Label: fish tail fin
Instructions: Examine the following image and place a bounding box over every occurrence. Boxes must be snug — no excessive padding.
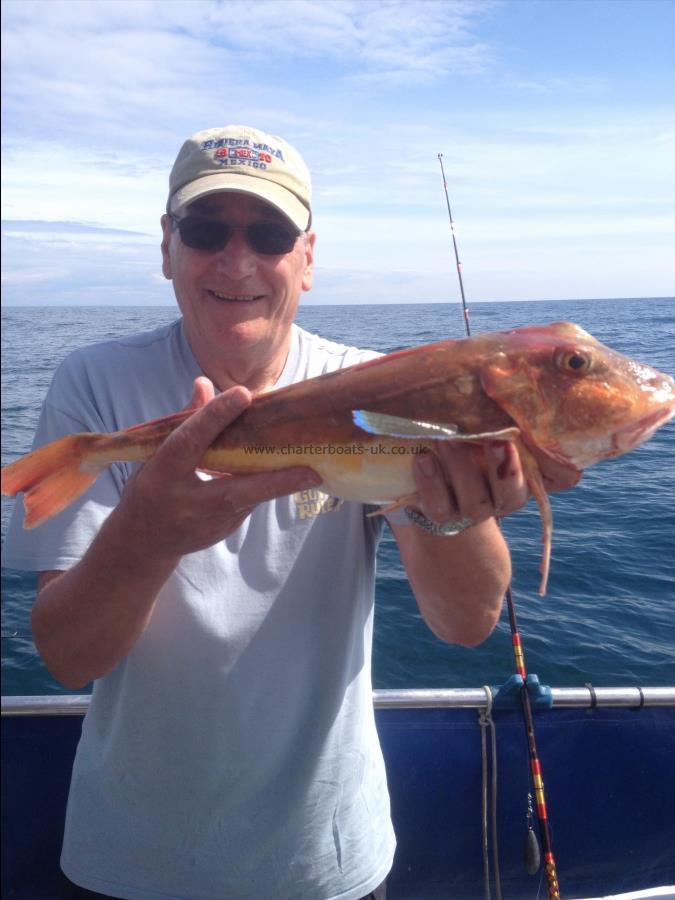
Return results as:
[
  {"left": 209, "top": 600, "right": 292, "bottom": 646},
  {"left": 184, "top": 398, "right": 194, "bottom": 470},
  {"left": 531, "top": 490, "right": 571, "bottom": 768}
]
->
[{"left": 1, "top": 433, "right": 110, "bottom": 529}]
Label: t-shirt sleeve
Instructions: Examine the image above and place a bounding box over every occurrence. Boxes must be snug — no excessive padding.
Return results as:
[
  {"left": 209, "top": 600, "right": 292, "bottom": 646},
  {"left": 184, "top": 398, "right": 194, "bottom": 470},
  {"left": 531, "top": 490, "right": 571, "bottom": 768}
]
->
[{"left": 3, "top": 356, "right": 129, "bottom": 573}]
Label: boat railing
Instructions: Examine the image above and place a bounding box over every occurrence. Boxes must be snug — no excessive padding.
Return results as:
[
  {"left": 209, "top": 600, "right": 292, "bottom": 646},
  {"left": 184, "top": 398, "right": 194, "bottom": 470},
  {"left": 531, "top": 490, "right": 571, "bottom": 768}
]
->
[{"left": 3, "top": 683, "right": 675, "bottom": 716}]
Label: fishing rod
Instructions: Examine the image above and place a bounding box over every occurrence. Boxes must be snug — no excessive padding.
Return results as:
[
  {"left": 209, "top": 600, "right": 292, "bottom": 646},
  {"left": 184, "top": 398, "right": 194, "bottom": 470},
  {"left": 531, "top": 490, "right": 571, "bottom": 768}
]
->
[
  {"left": 437, "top": 153, "right": 561, "bottom": 900},
  {"left": 437, "top": 154, "right": 471, "bottom": 335}
]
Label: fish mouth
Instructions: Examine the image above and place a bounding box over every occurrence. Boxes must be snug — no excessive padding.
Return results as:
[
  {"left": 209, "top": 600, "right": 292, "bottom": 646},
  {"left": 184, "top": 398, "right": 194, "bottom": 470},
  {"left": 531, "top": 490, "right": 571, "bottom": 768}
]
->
[
  {"left": 614, "top": 407, "right": 675, "bottom": 455},
  {"left": 207, "top": 289, "right": 264, "bottom": 303}
]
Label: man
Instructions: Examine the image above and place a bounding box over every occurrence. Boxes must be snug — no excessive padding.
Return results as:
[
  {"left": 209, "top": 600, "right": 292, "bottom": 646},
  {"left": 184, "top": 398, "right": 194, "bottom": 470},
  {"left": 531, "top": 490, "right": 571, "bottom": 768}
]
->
[{"left": 5, "top": 125, "right": 533, "bottom": 899}]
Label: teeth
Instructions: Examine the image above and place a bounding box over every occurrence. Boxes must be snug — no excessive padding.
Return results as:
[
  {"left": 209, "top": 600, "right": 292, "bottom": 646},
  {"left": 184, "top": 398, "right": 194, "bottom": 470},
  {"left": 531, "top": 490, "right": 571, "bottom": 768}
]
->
[{"left": 210, "top": 290, "right": 260, "bottom": 302}]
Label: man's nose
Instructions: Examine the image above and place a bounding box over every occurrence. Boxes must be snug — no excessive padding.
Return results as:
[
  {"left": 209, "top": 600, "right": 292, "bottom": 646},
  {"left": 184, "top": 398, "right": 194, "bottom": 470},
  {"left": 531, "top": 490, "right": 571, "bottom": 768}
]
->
[{"left": 212, "top": 229, "right": 258, "bottom": 278}]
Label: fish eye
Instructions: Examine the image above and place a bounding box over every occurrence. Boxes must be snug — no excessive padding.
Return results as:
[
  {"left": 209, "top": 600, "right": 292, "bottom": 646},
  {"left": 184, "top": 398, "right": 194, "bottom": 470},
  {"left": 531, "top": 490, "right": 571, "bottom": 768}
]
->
[{"left": 556, "top": 348, "right": 593, "bottom": 374}]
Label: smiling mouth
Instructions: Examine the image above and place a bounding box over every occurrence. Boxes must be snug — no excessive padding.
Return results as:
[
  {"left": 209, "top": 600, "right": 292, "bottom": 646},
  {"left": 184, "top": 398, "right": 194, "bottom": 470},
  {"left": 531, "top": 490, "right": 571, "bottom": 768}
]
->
[{"left": 208, "top": 290, "right": 264, "bottom": 303}]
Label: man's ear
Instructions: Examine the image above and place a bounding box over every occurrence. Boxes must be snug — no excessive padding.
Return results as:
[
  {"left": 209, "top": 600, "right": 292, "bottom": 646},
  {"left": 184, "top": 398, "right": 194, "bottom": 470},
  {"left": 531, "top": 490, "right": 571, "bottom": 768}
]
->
[
  {"left": 160, "top": 214, "right": 173, "bottom": 280},
  {"left": 301, "top": 231, "right": 316, "bottom": 293}
]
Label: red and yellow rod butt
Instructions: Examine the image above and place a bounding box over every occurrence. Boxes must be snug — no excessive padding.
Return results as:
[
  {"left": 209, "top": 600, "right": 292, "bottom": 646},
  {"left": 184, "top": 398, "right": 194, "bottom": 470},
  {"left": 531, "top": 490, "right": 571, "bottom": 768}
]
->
[
  {"left": 512, "top": 633, "right": 527, "bottom": 678},
  {"left": 530, "top": 758, "right": 548, "bottom": 820}
]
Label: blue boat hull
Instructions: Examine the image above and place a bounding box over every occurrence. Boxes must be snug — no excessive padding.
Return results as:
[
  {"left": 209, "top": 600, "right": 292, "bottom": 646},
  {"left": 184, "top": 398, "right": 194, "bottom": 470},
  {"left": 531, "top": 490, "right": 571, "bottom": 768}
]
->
[
  {"left": 3, "top": 692, "right": 674, "bottom": 898},
  {"left": 380, "top": 703, "right": 674, "bottom": 898}
]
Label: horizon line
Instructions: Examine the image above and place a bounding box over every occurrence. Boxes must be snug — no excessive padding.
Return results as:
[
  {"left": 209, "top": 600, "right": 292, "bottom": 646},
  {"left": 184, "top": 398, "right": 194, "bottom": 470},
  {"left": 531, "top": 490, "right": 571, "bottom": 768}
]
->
[{"left": 2, "top": 296, "right": 674, "bottom": 310}]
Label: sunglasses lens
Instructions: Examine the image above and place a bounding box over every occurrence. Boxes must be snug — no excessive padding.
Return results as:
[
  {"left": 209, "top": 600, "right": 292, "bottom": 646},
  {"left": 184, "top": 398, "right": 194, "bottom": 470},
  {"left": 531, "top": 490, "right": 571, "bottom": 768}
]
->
[
  {"left": 173, "top": 218, "right": 300, "bottom": 255},
  {"left": 248, "top": 223, "right": 299, "bottom": 255},
  {"left": 177, "top": 219, "right": 231, "bottom": 251}
]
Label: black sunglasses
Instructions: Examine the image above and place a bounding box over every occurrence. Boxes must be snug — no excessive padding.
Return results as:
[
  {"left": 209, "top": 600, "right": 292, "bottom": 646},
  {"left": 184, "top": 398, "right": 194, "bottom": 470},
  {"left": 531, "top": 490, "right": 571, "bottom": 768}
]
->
[{"left": 169, "top": 214, "right": 301, "bottom": 255}]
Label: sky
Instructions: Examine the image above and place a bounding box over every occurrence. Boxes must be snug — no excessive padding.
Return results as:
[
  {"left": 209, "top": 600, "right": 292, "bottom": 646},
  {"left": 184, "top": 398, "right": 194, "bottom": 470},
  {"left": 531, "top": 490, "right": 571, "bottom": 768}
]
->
[{"left": 1, "top": 0, "right": 674, "bottom": 306}]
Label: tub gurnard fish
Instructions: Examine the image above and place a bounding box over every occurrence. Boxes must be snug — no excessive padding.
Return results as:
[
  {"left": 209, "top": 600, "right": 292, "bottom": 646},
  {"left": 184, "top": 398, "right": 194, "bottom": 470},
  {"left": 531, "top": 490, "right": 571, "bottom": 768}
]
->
[{"left": 2, "top": 322, "right": 674, "bottom": 595}]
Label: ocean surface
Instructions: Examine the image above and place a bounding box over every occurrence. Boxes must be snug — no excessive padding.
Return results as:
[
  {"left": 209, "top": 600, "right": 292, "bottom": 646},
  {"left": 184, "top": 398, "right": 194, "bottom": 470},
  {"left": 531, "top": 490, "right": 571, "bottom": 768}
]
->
[{"left": 2, "top": 298, "right": 674, "bottom": 696}]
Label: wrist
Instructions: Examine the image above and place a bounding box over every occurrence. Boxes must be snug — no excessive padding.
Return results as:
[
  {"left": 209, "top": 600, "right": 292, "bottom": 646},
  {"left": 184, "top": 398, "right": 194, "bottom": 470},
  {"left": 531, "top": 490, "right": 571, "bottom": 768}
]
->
[
  {"left": 404, "top": 506, "right": 472, "bottom": 537},
  {"left": 97, "top": 497, "right": 181, "bottom": 583}
]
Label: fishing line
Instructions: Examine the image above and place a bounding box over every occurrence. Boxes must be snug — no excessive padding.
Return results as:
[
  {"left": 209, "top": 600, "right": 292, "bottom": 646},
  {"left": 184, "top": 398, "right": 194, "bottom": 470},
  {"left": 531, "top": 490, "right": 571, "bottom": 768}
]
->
[{"left": 437, "top": 153, "right": 561, "bottom": 900}]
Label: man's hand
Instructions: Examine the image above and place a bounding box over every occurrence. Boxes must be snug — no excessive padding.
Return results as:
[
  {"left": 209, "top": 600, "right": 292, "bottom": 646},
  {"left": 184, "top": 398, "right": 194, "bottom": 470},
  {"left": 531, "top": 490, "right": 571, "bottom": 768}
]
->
[
  {"left": 116, "top": 377, "right": 321, "bottom": 561},
  {"left": 410, "top": 442, "right": 528, "bottom": 528},
  {"left": 32, "top": 377, "right": 321, "bottom": 689},
  {"left": 392, "top": 440, "right": 578, "bottom": 648},
  {"left": 409, "top": 440, "right": 580, "bottom": 528}
]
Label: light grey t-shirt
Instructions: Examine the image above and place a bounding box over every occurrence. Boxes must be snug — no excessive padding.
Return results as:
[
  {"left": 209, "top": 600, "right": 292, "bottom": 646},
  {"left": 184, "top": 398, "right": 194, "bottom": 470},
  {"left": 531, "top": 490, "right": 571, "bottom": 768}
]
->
[{"left": 4, "top": 320, "right": 396, "bottom": 900}]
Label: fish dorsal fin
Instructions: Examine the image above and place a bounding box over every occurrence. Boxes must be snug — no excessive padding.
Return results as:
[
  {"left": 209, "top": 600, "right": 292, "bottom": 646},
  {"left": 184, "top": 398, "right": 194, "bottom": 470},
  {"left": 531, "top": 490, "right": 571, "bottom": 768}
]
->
[{"left": 353, "top": 410, "right": 519, "bottom": 443}]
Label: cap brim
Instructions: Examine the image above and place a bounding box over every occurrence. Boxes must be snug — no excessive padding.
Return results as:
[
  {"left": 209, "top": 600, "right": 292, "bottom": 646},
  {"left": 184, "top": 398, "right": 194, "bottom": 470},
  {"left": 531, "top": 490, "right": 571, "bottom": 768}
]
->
[{"left": 170, "top": 173, "right": 311, "bottom": 231}]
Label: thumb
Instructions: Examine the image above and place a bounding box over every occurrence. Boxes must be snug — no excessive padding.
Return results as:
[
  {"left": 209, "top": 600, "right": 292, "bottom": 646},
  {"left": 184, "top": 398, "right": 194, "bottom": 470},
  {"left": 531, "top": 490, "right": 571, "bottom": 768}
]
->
[
  {"left": 186, "top": 376, "right": 216, "bottom": 411},
  {"left": 159, "top": 385, "right": 252, "bottom": 475}
]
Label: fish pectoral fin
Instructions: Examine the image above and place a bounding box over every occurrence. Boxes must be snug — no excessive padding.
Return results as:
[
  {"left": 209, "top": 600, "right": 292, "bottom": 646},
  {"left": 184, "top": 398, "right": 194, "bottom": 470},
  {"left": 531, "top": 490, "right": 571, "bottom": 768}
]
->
[
  {"left": 353, "top": 410, "right": 520, "bottom": 443},
  {"left": 353, "top": 410, "right": 459, "bottom": 439},
  {"left": 516, "top": 439, "right": 552, "bottom": 597},
  {"left": 442, "top": 425, "right": 520, "bottom": 442}
]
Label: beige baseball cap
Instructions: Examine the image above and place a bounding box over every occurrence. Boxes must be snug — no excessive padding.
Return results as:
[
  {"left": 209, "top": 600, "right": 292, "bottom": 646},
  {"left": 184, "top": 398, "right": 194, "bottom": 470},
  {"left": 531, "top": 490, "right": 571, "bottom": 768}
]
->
[{"left": 167, "top": 125, "right": 312, "bottom": 230}]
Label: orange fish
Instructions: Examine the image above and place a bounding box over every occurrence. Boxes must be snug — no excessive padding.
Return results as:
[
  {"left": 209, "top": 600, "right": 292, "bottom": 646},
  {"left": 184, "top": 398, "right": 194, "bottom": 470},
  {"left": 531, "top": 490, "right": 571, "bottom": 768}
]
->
[{"left": 2, "top": 322, "right": 674, "bottom": 595}]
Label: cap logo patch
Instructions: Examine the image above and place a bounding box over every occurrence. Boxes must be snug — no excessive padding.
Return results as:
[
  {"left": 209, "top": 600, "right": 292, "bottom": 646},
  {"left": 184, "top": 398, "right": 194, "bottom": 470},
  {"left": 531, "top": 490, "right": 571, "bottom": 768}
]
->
[{"left": 200, "top": 138, "right": 285, "bottom": 173}]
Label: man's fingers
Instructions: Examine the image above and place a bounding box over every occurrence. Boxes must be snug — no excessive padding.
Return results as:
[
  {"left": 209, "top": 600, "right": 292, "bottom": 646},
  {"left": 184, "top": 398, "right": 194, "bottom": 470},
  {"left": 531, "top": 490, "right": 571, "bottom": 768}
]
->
[
  {"left": 412, "top": 442, "right": 529, "bottom": 526},
  {"left": 159, "top": 386, "right": 252, "bottom": 474},
  {"left": 413, "top": 452, "right": 457, "bottom": 523},
  {"left": 211, "top": 466, "right": 322, "bottom": 513},
  {"left": 483, "top": 442, "right": 528, "bottom": 517}
]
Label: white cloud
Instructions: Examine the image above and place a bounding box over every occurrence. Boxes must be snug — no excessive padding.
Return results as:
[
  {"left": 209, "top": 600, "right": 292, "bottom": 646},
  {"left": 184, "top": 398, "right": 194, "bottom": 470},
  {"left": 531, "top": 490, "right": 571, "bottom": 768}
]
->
[
  {"left": 1, "top": 266, "right": 72, "bottom": 285},
  {"left": 509, "top": 76, "right": 610, "bottom": 94},
  {"left": 2, "top": 0, "right": 493, "bottom": 100},
  {"left": 2, "top": 0, "right": 674, "bottom": 303},
  {"left": 0, "top": 223, "right": 169, "bottom": 306}
]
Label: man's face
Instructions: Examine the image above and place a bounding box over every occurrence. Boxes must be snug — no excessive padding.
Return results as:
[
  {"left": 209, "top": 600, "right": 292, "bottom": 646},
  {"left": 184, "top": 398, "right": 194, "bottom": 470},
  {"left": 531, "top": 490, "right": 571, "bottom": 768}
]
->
[{"left": 161, "top": 192, "right": 315, "bottom": 376}]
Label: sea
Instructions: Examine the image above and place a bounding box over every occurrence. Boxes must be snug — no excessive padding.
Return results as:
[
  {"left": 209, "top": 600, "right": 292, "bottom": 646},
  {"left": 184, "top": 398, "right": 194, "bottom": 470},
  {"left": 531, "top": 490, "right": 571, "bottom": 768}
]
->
[{"left": 2, "top": 298, "right": 674, "bottom": 696}]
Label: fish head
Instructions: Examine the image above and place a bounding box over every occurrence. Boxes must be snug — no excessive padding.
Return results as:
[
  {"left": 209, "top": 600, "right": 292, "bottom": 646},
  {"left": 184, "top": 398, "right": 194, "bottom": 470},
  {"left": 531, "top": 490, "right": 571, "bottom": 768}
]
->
[{"left": 480, "top": 322, "right": 675, "bottom": 471}]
